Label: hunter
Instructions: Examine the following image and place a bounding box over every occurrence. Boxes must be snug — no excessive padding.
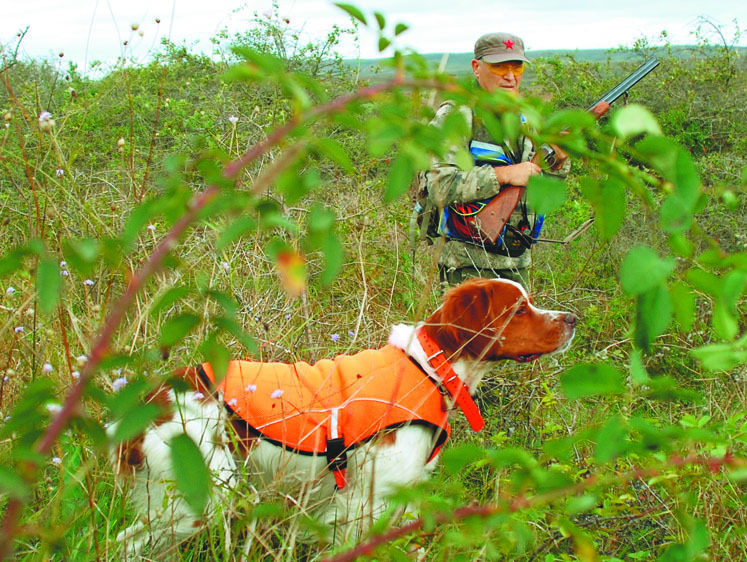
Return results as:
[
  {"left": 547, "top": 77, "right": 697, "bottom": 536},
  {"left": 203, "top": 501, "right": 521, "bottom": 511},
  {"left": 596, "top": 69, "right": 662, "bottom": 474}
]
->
[{"left": 415, "top": 32, "right": 571, "bottom": 287}]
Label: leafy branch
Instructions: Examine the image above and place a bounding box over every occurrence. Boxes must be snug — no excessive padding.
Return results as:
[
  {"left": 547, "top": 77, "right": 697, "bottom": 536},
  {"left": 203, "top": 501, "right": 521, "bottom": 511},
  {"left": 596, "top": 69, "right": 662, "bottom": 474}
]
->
[
  {"left": 0, "top": 69, "right": 452, "bottom": 559},
  {"left": 325, "top": 452, "right": 744, "bottom": 562}
]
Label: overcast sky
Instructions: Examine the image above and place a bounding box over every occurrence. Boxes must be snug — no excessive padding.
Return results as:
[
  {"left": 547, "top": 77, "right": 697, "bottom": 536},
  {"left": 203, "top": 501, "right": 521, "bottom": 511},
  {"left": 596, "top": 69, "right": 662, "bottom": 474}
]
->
[{"left": 3, "top": 0, "right": 744, "bottom": 74}]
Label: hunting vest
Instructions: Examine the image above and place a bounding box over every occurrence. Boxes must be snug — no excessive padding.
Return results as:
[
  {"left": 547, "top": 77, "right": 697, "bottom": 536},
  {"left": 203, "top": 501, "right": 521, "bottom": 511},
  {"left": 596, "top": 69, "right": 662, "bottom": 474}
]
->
[{"left": 197, "top": 340, "right": 464, "bottom": 489}]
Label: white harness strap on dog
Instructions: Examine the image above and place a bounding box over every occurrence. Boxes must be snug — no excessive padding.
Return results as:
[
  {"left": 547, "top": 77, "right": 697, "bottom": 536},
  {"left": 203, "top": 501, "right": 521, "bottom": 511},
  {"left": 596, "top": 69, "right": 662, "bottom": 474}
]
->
[{"left": 327, "top": 407, "right": 347, "bottom": 489}]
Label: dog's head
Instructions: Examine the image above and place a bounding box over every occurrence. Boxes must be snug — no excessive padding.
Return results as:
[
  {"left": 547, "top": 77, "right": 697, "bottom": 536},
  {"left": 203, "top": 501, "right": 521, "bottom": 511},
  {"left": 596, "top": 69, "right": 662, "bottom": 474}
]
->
[{"left": 424, "top": 278, "right": 577, "bottom": 362}]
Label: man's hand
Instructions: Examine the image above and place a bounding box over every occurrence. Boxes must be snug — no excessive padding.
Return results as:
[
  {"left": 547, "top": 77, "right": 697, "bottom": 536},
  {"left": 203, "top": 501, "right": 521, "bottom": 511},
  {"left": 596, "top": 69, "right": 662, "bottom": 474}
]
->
[{"left": 493, "top": 162, "right": 541, "bottom": 186}]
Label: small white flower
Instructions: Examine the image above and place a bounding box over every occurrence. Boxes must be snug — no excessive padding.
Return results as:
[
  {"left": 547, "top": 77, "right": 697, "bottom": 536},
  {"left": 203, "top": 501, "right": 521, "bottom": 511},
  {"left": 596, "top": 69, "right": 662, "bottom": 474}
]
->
[
  {"left": 60, "top": 261, "right": 67, "bottom": 268},
  {"left": 14, "top": 326, "right": 23, "bottom": 333},
  {"left": 271, "top": 389, "right": 284, "bottom": 399},
  {"left": 56, "top": 169, "right": 64, "bottom": 177},
  {"left": 61, "top": 270, "right": 69, "bottom": 277},
  {"left": 83, "top": 279, "right": 94, "bottom": 286},
  {"left": 193, "top": 392, "right": 205, "bottom": 400},
  {"left": 3, "top": 376, "right": 9, "bottom": 382},
  {"left": 42, "top": 363, "right": 54, "bottom": 373},
  {"left": 6, "top": 287, "right": 16, "bottom": 295},
  {"left": 38, "top": 111, "right": 55, "bottom": 132},
  {"left": 117, "top": 137, "right": 125, "bottom": 147},
  {"left": 112, "top": 377, "right": 128, "bottom": 392},
  {"left": 51, "top": 457, "right": 62, "bottom": 465},
  {"left": 221, "top": 261, "right": 230, "bottom": 271},
  {"left": 228, "top": 115, "right": 239, "bottom": 124},
  {"left": 227, "top": 398, "right": 238, "bottom": 407},
  {"left": 76, "top": 355, "right": 88, "bottom": 365},
  {"left": 245, "top": 384, "right": 257, "bottom": 393},
  {"left": 147, "top": 224, "right": 156, "bottom": 232},
  {"left": 72, "top": 371, "right": 80, "bottom": 379},
  {"left": 46, "top": 403, "right": 62, "bottom": 415}
]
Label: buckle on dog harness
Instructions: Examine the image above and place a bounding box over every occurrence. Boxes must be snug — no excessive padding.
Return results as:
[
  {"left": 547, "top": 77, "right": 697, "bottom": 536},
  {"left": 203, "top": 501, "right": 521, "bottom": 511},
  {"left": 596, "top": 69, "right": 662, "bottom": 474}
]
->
[
  {"left": 416, "top": 329, "right": 485, "bottom": 432},
  {"left": 326, "top": 437, "right": 348, "bottom": 489}
]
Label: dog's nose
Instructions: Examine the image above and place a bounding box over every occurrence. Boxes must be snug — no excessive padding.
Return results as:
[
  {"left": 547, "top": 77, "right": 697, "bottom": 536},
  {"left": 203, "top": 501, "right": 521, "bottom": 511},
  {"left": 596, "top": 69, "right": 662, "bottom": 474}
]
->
[{"left": 564, "top": 313, "right": 578, "bottom": 326}]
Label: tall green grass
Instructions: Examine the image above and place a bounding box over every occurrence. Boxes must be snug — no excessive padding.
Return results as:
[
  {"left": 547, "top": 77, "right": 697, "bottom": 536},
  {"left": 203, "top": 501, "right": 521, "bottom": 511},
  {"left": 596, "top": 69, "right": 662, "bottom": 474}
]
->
[{"left": 1, "top": 8, "right": 745, "bottom": 561}]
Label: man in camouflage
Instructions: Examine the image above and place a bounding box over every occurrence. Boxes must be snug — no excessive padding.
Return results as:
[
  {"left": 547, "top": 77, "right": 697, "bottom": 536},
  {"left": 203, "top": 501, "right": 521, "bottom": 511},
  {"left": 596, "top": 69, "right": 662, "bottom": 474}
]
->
[{"left": 416, "top": 32, "right": 570, "bottom": 287}]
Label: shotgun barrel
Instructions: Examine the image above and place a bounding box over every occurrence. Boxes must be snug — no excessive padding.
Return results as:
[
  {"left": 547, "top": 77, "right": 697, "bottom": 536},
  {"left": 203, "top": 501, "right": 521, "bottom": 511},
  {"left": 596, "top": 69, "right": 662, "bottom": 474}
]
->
[{"left": 587, "top": 57, "right": 660, "bottom": 118}]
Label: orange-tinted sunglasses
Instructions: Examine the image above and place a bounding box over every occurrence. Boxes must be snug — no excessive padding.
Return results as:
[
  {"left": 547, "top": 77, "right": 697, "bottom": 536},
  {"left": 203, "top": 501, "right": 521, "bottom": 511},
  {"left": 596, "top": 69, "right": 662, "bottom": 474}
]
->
[{"left": 485, "top": 61, "right": 525, "bottom": 77}]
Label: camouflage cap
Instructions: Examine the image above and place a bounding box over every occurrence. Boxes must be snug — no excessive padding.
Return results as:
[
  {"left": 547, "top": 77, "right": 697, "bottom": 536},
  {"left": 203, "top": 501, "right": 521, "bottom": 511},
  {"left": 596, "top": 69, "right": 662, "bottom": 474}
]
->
[{"left": 474, "top": 32, "right": 530, "bottom": 64}]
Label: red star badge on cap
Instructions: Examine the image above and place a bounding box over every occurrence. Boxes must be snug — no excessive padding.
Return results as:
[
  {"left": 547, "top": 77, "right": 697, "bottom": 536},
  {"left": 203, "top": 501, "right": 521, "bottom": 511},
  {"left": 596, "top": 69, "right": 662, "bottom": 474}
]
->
[{"left": 504, "top": 39, "right": 515, "bottom": 50}]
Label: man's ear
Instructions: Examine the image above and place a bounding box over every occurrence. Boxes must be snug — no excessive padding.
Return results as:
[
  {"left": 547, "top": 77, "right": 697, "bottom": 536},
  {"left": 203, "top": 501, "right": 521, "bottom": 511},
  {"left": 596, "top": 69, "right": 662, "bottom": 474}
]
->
[{"left": 471, "top": 59, "right": 481, "bottom": 80}]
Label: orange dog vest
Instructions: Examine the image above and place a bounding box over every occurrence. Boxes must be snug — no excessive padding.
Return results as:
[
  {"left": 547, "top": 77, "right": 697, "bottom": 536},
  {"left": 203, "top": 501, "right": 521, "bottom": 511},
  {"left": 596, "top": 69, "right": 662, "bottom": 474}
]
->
[{"left": 198, "top": 343, "right": 454, "bottom": 488}]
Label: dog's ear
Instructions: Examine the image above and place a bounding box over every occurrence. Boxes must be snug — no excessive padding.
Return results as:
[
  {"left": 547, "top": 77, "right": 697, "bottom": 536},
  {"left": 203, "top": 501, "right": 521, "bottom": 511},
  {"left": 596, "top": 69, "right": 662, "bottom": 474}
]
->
[{"left": 427, "top": 279, "right": 503, "bottom": 357}]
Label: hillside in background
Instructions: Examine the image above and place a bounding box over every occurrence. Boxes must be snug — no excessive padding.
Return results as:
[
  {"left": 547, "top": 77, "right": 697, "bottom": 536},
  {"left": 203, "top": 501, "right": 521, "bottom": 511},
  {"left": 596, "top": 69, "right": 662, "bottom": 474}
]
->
[{"left": 350, "top": 45, "right": 747, "bottom": 79}]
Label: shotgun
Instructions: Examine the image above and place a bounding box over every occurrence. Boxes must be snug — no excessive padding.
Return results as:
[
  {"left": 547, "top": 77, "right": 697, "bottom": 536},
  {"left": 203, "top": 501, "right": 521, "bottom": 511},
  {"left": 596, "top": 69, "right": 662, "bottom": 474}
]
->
[{"left": 469, "top": 57, "right": 660, "bottom": 244}]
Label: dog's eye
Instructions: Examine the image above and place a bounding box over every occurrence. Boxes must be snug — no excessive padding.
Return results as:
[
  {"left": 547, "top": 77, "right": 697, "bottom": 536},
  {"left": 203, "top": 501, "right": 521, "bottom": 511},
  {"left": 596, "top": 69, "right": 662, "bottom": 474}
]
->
[{"left": 515, "top": 303, "right": 528, "bottom": 316}]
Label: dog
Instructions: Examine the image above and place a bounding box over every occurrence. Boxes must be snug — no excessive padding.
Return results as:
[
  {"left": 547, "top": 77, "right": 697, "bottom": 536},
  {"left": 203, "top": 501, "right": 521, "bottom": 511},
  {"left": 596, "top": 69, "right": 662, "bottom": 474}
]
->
[{"left": 109, "top": 278, "right": 577, "bottom": 557}]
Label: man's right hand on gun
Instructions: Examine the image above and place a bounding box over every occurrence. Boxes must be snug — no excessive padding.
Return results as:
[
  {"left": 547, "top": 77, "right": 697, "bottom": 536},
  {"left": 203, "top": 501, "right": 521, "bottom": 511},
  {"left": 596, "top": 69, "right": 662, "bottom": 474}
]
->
[{"left": 494, "top": 161, "right": 542, "bottom": 187}]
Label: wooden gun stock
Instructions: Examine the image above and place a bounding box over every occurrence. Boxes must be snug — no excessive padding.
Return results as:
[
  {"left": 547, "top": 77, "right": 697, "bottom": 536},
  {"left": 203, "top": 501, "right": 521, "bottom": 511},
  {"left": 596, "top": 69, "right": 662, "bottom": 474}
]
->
[
  {"left": 589, "top": 100, "right": 611, "bottom": 119},
  {"left": 472, "top": 186, "right": 524, "bottom": 244}
]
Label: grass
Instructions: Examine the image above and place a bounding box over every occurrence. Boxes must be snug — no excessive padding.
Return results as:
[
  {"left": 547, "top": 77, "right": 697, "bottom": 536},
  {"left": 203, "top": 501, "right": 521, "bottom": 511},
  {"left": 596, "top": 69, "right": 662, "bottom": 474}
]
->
[{"left": 1, "top": 28, "right": 746, "bottom": 561}]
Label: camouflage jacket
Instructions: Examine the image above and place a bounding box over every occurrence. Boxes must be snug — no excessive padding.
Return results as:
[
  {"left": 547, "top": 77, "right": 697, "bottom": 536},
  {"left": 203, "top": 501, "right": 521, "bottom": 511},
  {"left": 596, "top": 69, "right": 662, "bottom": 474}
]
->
[{"left": 416, "top": 101, "right": 570, "bottom": 272}]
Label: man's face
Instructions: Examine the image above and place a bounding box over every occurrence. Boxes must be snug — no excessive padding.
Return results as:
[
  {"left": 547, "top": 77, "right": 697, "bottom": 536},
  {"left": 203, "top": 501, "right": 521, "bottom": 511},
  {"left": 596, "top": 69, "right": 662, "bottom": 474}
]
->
[{"left": 472, "top": 59, "right": 524, "bottom": 95}]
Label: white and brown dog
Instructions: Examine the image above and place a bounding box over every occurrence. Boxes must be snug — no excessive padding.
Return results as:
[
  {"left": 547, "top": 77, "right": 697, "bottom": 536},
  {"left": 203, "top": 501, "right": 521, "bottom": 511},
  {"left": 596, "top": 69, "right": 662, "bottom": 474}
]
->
[{"left": 110, "top": 278, "right": 577, "bottom": 556}]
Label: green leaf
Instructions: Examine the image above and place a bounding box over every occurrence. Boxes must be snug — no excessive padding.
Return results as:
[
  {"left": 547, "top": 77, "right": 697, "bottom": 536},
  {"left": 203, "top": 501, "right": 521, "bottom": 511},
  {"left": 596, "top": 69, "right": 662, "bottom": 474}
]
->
[
  {"left": 594, "top": 415, "right": 629, "bottom": 462},
  {"left": 199, "top": 333, "right": 231, "bottom": 384},
  {"left": 320, "top": 235, "right": 343, "bottom": 286},
  {"left": 712, "top": 302, "right": 738, "bottom": 340},
  {"left": 62, "top": 238, "right": 101, "bottom": 277},
  {"left": 610, "top": 104, "right": 662, "bottom": 140},
  {"left": 216, "top": 216, "right": 258, "bottom": 251},
  {"left": 566, "top": 494, "right": 597, "bottom": 515},
  {"left": 213, "top": 316, "right": 257, "bottom": 354},
  {"left": 170, "top": 434, "right": 211, "bottom": 515},
  {"left": 441, "top": 444, "right": 485, "bottom": 475},
  {"left": 0, "top": 240, "right": 44, "bottom": 276},
  {"left": 619, "top": 245, "right": 675, "bottom": 296},
  {"left": 384, "top": 154, "right": 414, "bottom": 203},
  {"left": 159, "top": 313, "right": 201, "bottom": 348},
  {"left": 373, "top": 12, "right": 386, "bottom": 29},
  {"left": 334, "top": 3, "right": 367, "bottom": 25},
  {"left": 560, "top": 363, "right": 625, "bottom": 400},
  {"left": 314, "top": 138, "right": 354, "bottom": 173},
  {"left": 629, "top": 347, "right": 649, "bottom": 384},
  {"left": 111, "top": 404, "right": 163, "bottom": 442},
  {"left": 0, "top": 466, "right": 30, "bottom": 500},
  {"left": 580, "top": 177, "right": 625, "bottom": 240},
  {"left": 670, "top": 282, "right": 696, "bottom": 332},
  {"left": 659, "top": 194, "right": 693, "bottom": 233},
  {"left": 526, "top": 175, "right": 567, "bottom": 215},
  {"left": 36, "top": 256, "right": 61, "bottom": 316},
  {"left": 151, "top": 286, "right": 193, "bottom": 316},
  {"left": 635, "top": 285, "right": 672, "bottom": 351},
  {"left": 377, "top": 37, "right": 391, "bottom": 53},
  {"left": 667, "top": 233, "right": 695, "bottom": 258},
  {"left": 393, "top": 22, "right": 409, "bottom": 36}
]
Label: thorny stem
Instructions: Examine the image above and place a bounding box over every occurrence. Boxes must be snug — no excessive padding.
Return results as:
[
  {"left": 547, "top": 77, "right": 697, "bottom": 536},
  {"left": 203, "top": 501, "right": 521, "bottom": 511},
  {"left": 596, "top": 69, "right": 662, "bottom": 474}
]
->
[
  {"left": 0, "top": 73, "right": 451, "bottom": 559},
  {"left": 323, "top": 452, "right": 743, "bottom": 562}
]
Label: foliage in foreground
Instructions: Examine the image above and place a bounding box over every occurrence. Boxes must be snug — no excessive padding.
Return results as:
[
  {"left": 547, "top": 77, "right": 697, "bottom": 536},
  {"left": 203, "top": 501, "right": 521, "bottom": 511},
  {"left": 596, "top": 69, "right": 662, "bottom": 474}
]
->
[{"left": 0, "top": 5, "right": 746, "bottom": 561}]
